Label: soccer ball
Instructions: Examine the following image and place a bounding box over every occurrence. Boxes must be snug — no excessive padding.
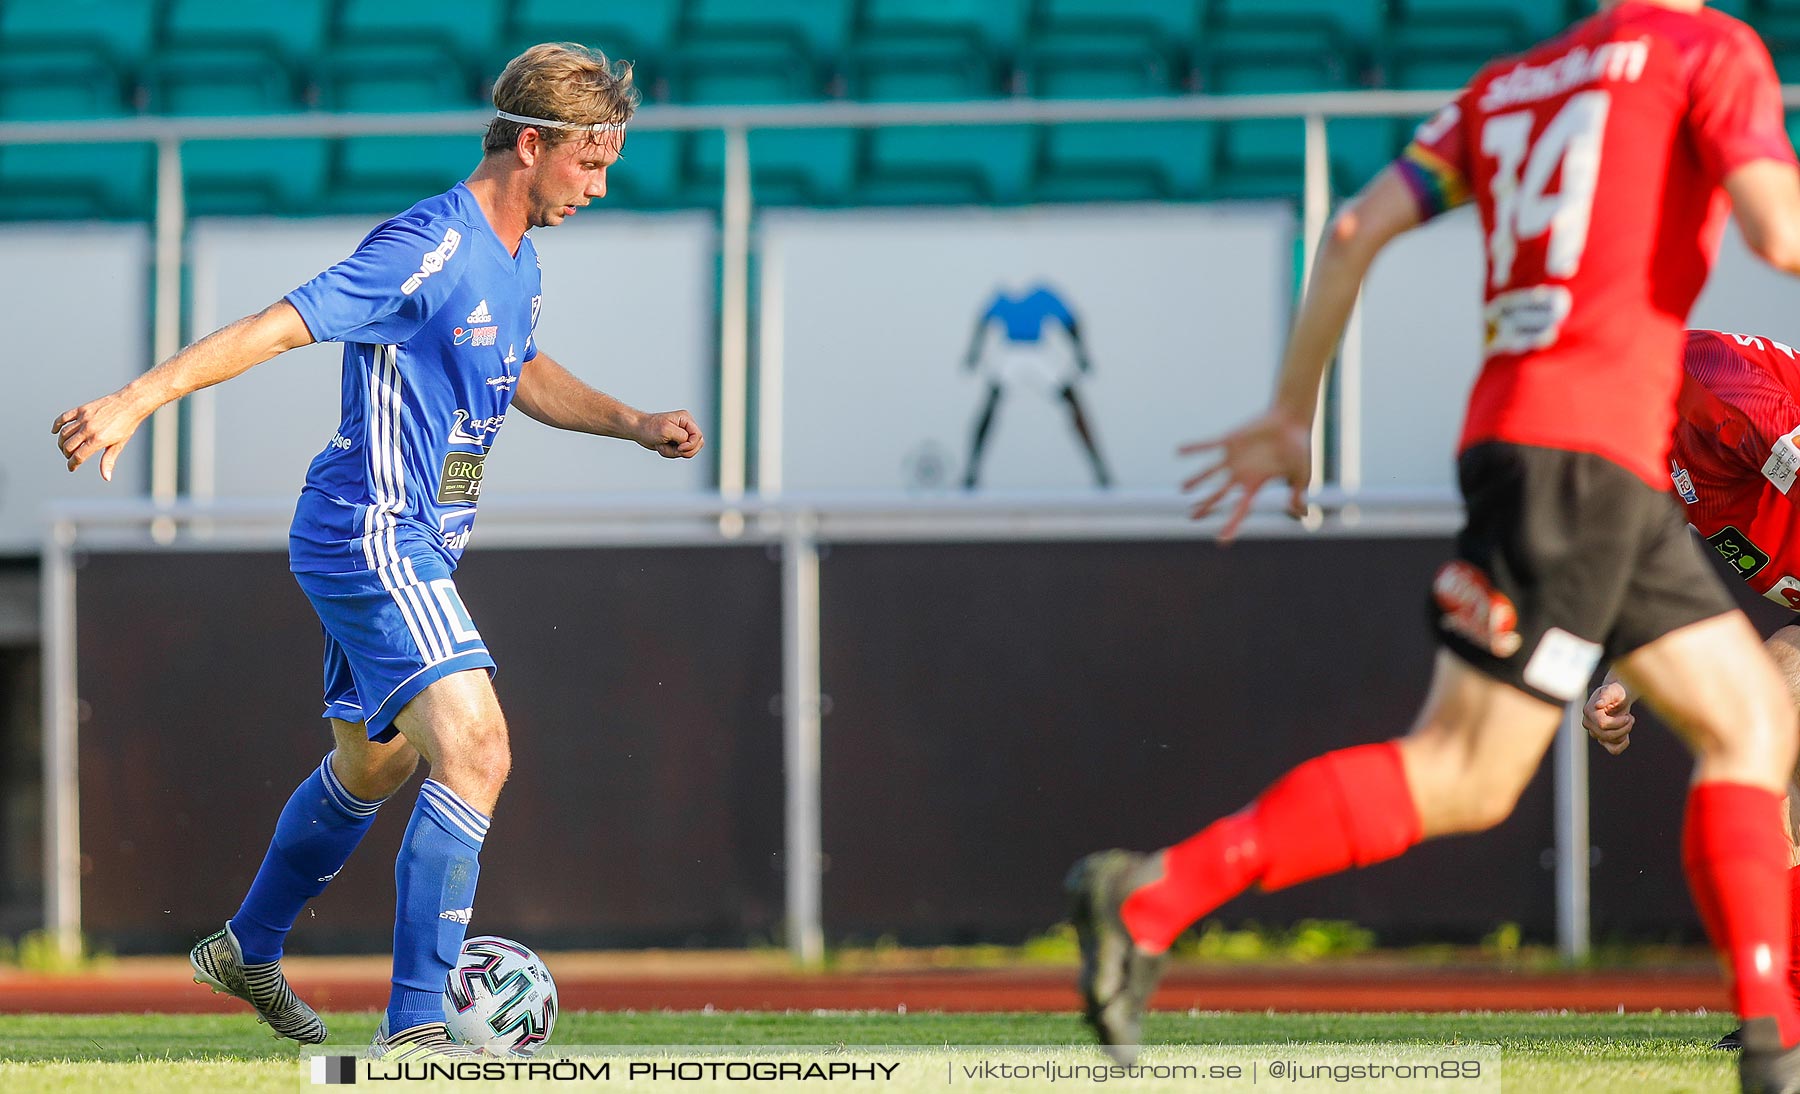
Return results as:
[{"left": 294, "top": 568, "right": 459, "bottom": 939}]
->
[{"left": 442, "top": 935, "right": 558, "bottom": 1056}]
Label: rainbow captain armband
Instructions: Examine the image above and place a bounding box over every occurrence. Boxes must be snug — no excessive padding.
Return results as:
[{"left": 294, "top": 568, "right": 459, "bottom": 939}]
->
[{"left": 1395, "top": 144, "right": 1471, "bottom": 220}]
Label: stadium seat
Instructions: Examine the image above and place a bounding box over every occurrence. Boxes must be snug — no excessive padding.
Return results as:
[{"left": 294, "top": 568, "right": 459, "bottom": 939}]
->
[
  {"left": 1393, "top": 0, "right": 1573, "bottom": 45},
  {"left": 606, "top": 131, "right": 682, "bottom": 208},
  {"left": 1204, "top": 55, "right": 1354, "bottom": 200},
  {"left": 498, "top": 0, "right": 683, "bottom": 98},
  {"left": 1020, "top": 0, "right": 1203, "bottom": 94},
  {"left": 667, "top": 60, "right": 856, "bottom": 206},
  {"left": 147, "top": 63, "right": 328, "bottom": 216},
  {"left": 321, "top": 47, "right": 487, "bottom": 216},
  {"left": 159, "top": 0, "right": 330, "bottom": 84},
  {"left": 1210, "top": 0, "right": 1386, "bottom": 63},
  {"left": 1029, "top": 53, "right": 1214, "bottom": 202},
  {"left": 334, "top": 0, "right": 506, "bottom": 81},
  {"left": 0, "top": 77, "right": 152, "bottom": 218},
  {"left": 850, "top": 0, "right": 1030, "bottom": 99},
  {"left": 683, "top": 0, "right": 857, "bottom": 61},
  {"left": 0, "top": 0, "right": 158, "bottom": 74},
  {"left": 851, "top": 61, "right": 1034, "bottom": 205}
]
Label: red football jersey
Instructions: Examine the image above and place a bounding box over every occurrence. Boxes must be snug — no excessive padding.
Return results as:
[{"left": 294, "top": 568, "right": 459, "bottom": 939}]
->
[
  {"left": 1396, "top": 2, "right": 1794, "bottom": 489},
  {"left": 1673, "top": 329, "right": 1800, "bottom": 610}
]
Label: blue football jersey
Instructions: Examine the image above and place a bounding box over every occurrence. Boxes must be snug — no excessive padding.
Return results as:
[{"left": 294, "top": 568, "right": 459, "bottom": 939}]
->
[{"left": 285, "top": 183, "right": 542, "bottom": 574}]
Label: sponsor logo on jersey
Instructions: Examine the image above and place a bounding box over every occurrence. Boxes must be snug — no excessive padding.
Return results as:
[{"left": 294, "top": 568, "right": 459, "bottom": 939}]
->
[
  {"left": 1707, "top": 525, "right": 1770, "bottom": 579},
  {"left": 1483, "top": 285, "right": 1572, "bottom": 357},
  {"left": 1670, "top": 459, "right": 1697, "bottom": 505},
  {"left": 504, "top": 344, "right": 517, "bottom": 365},
  {"left": 485, "top": 374, "right": 518, "bottom": 390},
  {"left": 401, "top": 227, "right": 461, "bottom": 295},
  {"left": 1762, "top": 427, "right": 1800, "bottom": 495},
  {"left": 438, "top": 906, "right": 473, "bottom": 924},
  {"left": 437, "top": 451, "right": 486, "bottom": 505},
  {"left": 328, "top": 432, "right": 353, "bottom": 452},
  {"left": 448, "top": 409, "right": 505, "bottom": 447},
  {"left": 440, "top": 509, "right": 478, "bottom": 552},
  {"left": 1479, "top": 39, "right": 1650, "bottom": 112},
  {"left": 453, "top": 325, "right": 499, "bottom": 347},
  {"left": 465, "top": 299, "right": 492, "bottom": 324},
  {"left": 1432, "top": 560, "right": 1523, "bottom": 658}
]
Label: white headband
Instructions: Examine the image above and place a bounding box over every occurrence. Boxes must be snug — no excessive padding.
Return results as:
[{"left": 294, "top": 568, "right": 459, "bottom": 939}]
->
[{"left": 493, "top": 109, "right": 625, "bottom": 133}]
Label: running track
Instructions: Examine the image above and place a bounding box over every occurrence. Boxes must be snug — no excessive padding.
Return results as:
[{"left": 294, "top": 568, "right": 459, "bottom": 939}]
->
[{"left": 0, "top": 960, "right": 1729, "bottom": 1015}]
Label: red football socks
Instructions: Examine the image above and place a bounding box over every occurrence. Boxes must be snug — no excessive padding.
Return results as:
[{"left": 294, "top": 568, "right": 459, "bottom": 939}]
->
[
  {"left": 1790, "top": 864, "right": 1800, "bottom": 1003},
  {"left": 1120, "top": 742, "right": 1422, "bottom": 954},
  {"left": 1683, "top": 782, "right": 1800, "bottom": 1045}
]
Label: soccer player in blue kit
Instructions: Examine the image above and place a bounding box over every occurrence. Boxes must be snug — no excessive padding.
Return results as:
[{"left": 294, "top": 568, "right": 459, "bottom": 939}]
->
[{"left": 50, "top": 44, "right": 700, "bottom": 1056}]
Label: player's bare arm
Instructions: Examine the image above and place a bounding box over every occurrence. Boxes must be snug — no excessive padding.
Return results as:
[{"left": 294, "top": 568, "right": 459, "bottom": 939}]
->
[
  {"left": 52, "top": 300, "right": 314, "bottom": 480},
  {"left": 1726, "top": 159, "right": 1800, "bottom": 274},
  {"left": 1179, "top": 167, "right": 1425, "bottom": 540},
  {"left": 511, "top": 350, "right": 703, "bottom": 459}
]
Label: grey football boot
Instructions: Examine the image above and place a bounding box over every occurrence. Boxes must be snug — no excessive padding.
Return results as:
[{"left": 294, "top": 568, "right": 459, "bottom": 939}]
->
[
  {"left": 1740, "top": 1017, "right": 1800, "bottom": 1094},
  {"left": 1065, "top": 849, "right": 1171, "bottom": 1066},
  {"left": 189, "top": 922, "right": 327, "bottom": 1044}
]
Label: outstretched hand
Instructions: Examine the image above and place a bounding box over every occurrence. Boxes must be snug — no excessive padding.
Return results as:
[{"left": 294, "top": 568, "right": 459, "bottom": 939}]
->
[
  {"left": 637, "top": 410, "right": 704, "bottom": 459},
  {"left": 52, "top": 389, "right": 153, "bottom": 481},
  {"left": 1178, "top": 410, "right": 1312, "bottom": 542}
]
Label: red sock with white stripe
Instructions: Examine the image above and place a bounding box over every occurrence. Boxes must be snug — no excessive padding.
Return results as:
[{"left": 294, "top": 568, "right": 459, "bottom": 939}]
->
[
  {"left": 1120, "top": 742, "right": 1422, "bottom": 953},
  {"left": 1682, "top": 782, "right": 1800, "bottom": 1045}
]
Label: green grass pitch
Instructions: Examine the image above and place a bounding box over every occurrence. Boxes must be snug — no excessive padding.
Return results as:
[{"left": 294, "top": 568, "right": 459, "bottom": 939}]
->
[{"left": 0, "top": 1010, "right": 1747, "bottom": 1093}]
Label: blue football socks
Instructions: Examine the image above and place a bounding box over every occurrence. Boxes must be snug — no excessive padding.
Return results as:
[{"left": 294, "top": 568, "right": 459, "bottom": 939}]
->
[
  {"left": 229, "top": 753, "right": 385, "bottom": 964},
  {"left": 386, "top": 779, "right": 489, "bottom": 1034}
]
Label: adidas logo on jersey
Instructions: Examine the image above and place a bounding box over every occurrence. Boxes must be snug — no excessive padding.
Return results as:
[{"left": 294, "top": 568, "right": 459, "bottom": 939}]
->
[
  {"left": 439, "top": 907, "right": 473, "bottom": 924},
  {"left": 466, "top": 300, "right": 492, "bottom": 324}
]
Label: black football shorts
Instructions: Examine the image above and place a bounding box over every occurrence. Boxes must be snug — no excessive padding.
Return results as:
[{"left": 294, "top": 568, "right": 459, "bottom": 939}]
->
[{"left": 1428, "top": 442, "right": 1736, "bottom": 705}]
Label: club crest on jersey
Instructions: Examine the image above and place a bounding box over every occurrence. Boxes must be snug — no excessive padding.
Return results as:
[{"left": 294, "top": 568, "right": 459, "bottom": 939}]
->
[
  {"left": 453, "top": 325, "right": 498, "bottom": 347},
  {"left": 1433, "top": 560, "right": 1523, "bottom": 658},
  {"left": 402, "top": 228, "right": 461, "bottom": 295},
  {"left": 1670, "top": 460, "right": 1697, "bottom": 505},
  {"left": 1707, "top": 526, "right": 1770, "bottom": 580}
]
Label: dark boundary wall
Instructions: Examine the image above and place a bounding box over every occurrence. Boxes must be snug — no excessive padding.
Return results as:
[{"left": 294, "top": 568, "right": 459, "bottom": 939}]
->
[{"left": 74, "top": 537, "right": 1764, "bottom": 953}]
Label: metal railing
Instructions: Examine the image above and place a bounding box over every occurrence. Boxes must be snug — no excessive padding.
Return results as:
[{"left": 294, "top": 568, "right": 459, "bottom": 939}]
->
[{"left": 15, "top": 90, "right": 1633, "bottom": 967}]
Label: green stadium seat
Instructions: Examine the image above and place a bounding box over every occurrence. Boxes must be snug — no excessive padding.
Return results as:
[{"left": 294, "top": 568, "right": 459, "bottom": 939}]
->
[
  {"left": 0, "top": 0, "right": 158, "bottom": 72},
  {"left": 1205, "top": 55, "right": 1352, "bottom": 199},
  {"left": 850, "top": 59, "right": 1033, "bottom": 205},
  {"left": 606, "top": 131, "right": 682, "bottom": 208},
  {"left": 321, "top": 46, "right": 486, "bottom": 215},
  {"left": 1023, "top": 0, "right": 1202, "bottom": 89},
  {"left": 147, "top": 63, "right": 327, "bottom": 215},
  {"left": 0, "top": 77, "right": 152, "bottom": 218},
  {"left": 1030, "top": 55, "right": 1213, "bottom": 201},
  {"left": 851, "top": 0, "right": 1030, "bottom": 98},
  {"left": 1383, "top": 50, "right": 1490, "bottom": 93},
  {"left": 668, "top": 60, "right": 855, "bottom": 205},
  {"left": 1212, "top": 0, "right": 1386, "bottom": 55},
  {"left": 335, "top": 0, "right": 506, "bottom": 76},
  {"left": 683, "top": 0, "right": 856, "bottom": 60},
  {"left": 1394, "top": 0, "right": 1571, "bottom": 45},
  {"left": 498, "top": 0, "right": 683, "bottom": 97},
  {"left": 161, "top": 0, "right": 330, "bottom": 81}
]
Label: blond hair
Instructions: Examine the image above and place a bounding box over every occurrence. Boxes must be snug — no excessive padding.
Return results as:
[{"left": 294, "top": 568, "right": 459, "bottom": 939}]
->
[{"left": 484, "top": 43, "right": 640, "bottom": 154}]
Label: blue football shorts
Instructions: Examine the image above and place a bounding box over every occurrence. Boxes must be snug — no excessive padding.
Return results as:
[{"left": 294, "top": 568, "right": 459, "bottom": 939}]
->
[{"left": 293, "top": 551, "right": 495, "bottom": 742}]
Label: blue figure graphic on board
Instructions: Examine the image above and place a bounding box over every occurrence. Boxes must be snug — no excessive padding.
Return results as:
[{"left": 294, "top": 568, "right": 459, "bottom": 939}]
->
[{"left": 961, "top": 283, "right": 1113, "bottom": 489}]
